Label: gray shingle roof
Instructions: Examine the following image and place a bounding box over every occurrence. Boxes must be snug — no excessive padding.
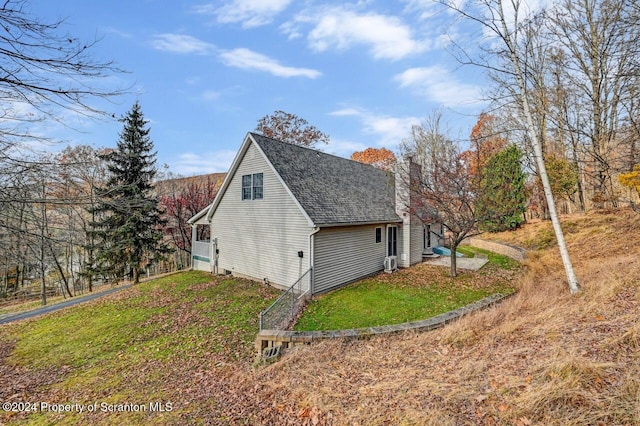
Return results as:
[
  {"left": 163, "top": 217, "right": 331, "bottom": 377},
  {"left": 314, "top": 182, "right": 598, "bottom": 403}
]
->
[{"left": 251, "top": 132, "right": 401, "bottom": 226}]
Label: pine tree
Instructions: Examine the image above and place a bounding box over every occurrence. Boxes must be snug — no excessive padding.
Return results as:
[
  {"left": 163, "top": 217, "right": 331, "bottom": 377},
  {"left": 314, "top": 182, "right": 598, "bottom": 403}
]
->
[
  {"left": 477, "top": 145, "right": 527, "bottom": 232},
  {"left": 89, "top": 102, "right": 169, "bottom": 284}
]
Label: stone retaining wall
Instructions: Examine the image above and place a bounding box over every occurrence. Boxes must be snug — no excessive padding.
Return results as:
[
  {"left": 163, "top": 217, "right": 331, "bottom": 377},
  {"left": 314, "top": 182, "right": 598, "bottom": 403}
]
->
[
  {"left": 255, "top": 293, "right": 512, "bottom": 359},
  {"left": 255, "top": 239, "right": 527, "bottom": 361},
  {"left": 462, "top": 238, "right": 527, "bottom": 262}
]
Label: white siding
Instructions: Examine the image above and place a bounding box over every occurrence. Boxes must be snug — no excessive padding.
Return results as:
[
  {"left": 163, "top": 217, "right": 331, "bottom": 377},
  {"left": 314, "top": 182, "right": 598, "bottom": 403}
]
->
[
  {"left": 210, "top": 143, "right": 312, "bottom": 290},
  {"left": 397, "top": 220, "right": 422, "bottom": 267},
  {"left": 192, "top": 215, "right": 209, "bottom": 226},
  {"left": 313, "top": 224, "right": 387, "bottom": 294},
  {"left": 398, "top": 222, "right": 410, "bottom": 268},
  {"left": 409, "top": 218, "right": 423, "bottom": 265}
]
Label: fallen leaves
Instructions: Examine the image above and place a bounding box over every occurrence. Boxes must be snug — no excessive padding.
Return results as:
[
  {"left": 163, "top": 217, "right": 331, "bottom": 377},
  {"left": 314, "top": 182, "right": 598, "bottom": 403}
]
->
[{"left": 0, "top": 210, "right": 638, "bottom": 425}]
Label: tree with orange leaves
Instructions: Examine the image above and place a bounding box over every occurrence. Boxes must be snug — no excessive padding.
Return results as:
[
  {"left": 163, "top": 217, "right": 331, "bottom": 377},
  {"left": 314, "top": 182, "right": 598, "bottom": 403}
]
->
[
  {"left": 466, "top": 113, "right": 507, "bottom": 187},
  {"left": 350, "top": 147, "right": 397, "bottom": 171}
]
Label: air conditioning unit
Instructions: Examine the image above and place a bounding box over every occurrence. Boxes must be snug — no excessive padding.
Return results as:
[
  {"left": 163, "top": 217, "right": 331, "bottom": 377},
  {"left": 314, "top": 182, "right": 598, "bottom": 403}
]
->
[{"left": 384, "top": 256, "right": 397, "bottom": 273}]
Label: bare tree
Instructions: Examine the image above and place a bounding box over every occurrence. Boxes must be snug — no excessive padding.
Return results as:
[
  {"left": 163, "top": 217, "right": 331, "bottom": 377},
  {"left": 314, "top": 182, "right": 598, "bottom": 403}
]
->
[
  {"left": 255, "top": 110, "right": 330, "bottom": 147},
  {"left": 400, "top": 112, "right": 479, "bottom": 277},
  {"left": 440, "top": 0, "right": 581, "bottom": 293},
  {"left": 548, "top": 0, "right": 639, "bottom": 207},
  {"left": 55, "top": 145, "right": 109, "bottom": 293},
  {"left": 0, "top": 1, "right": 124, "bottom": 299},
  {"left": 0, "top": 0, "right": 123, "bottom": 145}
]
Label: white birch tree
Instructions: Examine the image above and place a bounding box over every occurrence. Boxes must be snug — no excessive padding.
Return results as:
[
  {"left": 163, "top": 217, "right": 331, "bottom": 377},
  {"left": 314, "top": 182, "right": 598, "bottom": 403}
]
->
[{"left": 440, "top": 0, "right": 581, "bottom": 293}]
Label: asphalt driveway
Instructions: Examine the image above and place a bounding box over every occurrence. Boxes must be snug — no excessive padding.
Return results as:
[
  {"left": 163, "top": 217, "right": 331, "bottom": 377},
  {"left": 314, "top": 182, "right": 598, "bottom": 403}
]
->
[{"left": 0, "top": 284, "right": 133, "bottom": 325}]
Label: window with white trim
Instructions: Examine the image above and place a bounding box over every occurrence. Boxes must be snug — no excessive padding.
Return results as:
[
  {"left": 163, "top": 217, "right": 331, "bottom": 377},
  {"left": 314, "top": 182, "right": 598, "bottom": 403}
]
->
[
  {"left": 241, "top": 173, "right": 263, "bottom": 200},
  {"left": 252, "top": 173, "right": 263, "bottom": 199}
]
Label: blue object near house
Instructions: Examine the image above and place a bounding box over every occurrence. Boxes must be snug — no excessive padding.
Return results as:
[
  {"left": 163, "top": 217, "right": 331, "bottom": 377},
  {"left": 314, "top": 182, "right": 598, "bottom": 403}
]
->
[{"left": 432, "top": 246, "right": 464, "bottom": 257}]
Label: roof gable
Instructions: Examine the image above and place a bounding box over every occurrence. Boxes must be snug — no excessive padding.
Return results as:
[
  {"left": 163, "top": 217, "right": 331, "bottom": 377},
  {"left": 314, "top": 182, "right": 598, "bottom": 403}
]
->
[
  {"left": 188, "top": 133, "right": 314, "bottom": 226},
  {"left": 250, "top": 133, "right": 399, "bottom": 226}
]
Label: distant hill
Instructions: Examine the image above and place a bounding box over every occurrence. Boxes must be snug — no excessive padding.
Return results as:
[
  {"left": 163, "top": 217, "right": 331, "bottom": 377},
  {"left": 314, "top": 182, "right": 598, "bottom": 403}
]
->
[{"left": 155, "top": 172, "right": 226, "bottom": 196}]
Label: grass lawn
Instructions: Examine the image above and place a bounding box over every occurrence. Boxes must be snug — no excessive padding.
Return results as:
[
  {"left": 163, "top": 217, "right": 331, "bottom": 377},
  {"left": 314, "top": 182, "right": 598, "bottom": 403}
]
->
[
  {"left": 0, "top": 271, "right": 281, "bottom": 425},
  {"left": 294, "top": 250, "right": 520, "bottom": 331}
]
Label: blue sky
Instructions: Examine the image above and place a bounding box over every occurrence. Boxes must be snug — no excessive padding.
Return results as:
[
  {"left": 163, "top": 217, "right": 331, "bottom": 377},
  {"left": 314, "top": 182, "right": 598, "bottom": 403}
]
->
[{"left": 32, "top": 0, "right": 492, "bottom": 176}]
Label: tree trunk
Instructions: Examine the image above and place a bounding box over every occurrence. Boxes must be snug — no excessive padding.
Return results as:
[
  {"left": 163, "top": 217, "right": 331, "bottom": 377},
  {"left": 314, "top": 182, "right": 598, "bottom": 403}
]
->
[
  {"left": 450, "top": 239, "right": 459, "bottom": 277},
  {"left": 498, "top": 1, "right": 580, "bottom": 294},
  {"left": 48, "top": 240, "right": 73, "bottom": 298},
  {"left": 40, "top": 183, "right": 48, "bottom": 305}
]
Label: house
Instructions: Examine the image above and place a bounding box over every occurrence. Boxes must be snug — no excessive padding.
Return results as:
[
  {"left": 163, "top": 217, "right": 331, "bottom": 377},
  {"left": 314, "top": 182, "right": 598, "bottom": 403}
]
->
[{"left": 188, "top": 132, "right": 442, "bottom": 295}]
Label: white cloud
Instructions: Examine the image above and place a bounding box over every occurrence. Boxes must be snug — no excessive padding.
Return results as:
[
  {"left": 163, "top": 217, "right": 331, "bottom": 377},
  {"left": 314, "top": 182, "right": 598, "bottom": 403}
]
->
[
  {"left": 324, "top": 138, "right": 368, "bottom": 159},
  {"left": 394, "top": 65, "right": 482, "bottom": 108},
  {"left": 172, "top": 150, "right": 237, "bottom": 175},
  {"left": 330, "top": 108, "right": 361, "bottom": 117},
  {"left": 285, "top": 6, "right": 428, "bottom": 61},
  {"left": 185, "top": 76, "right": 200, "bottom": 85},
  {"left": 219, "top": 48, "right": 321, "bottom": 79},
  {"left": 193, "top": 0, "right": 292, "bottom": 29},
  {"left": 150, "top": 34, "right": 217, "bottom": 55},
  {"left": 330, "top": 107, "right": 421, "bottom": 148},
  {"left": 201, "top": 90, "right": 220, "bottom": 101},
  {"left": 102, "top": 26, "right": 133, "bottom": 39}
]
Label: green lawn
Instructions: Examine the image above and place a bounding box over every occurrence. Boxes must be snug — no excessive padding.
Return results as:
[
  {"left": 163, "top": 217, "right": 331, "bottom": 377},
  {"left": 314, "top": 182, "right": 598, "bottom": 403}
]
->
[
  {"left": 0, "top": 254, "right": 521, "bottom": 424},
  {"left": 294, "top": 250, "right": 519, "bottom": 331},
  {"left": 0, "top": 271, "right": 281, "bottom": 425},
  {"left": 455, "top": 245, "right": 521, "bottom": 270}
]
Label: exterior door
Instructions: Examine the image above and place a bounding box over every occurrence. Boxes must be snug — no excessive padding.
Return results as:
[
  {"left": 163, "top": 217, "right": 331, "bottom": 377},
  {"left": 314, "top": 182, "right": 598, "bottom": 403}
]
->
[
  {"left": 424, "top": 224, "right": 432, "bottom": 249},
  {"left": 387, "top": 225, "right": 397, "bottom": 257}
]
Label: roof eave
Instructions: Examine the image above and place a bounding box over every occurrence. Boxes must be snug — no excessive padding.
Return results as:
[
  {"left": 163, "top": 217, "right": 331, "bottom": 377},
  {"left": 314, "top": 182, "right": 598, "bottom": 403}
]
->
[
  {"left": 316, "top": 218, "right": 403, "bottom": 228},
  {"left": 187, "top": 203, "right": 212, "bottom": 224}
]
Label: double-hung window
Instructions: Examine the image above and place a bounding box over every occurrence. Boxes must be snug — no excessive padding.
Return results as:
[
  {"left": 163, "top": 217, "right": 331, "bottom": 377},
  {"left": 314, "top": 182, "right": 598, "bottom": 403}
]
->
[
  {"left": 242, "top": 175, "right": 252, "bottom": 200},
  {"left": 241, "top": 173, "right": 263, "bottom": 200},
  {"left": 252, "top": 173, "right": 263, "bottom": 200}
]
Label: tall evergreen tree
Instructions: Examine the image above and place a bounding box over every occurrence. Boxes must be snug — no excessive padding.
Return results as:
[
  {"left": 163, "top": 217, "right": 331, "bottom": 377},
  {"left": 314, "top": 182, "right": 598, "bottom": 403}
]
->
[
  {"left": 477, "top": 145, "right": 527, "bottom": 232},
  {"left": 89, "top": 102, "right": 169, "bottom": 284}
]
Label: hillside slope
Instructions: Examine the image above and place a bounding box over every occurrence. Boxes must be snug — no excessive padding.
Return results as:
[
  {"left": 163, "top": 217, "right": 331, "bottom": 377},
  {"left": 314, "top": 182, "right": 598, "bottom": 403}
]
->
[
  {"left": 238, "top": 209, "right": 639, "bottom": 425},
  {"left": 0, "top": 210, "right": 637, "bottom": 425}
]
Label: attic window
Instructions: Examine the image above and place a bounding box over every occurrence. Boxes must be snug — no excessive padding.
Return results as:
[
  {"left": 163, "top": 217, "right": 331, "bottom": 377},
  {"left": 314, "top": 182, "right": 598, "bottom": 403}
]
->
[
  {"left": 242, "top": 173, "right": 263, "bottom": 200},
  {"left": 253, "top": 173, "right": 263, "bottom": 199}
]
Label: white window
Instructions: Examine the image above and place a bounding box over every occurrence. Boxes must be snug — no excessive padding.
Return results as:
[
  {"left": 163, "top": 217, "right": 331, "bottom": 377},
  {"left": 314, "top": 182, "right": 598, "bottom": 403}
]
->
[
  {"left": 252, "top": 173, "right": 263, "bottom": 200},
  {"left": 242, "top": 173, "right": 263, "bottom": 200},
  {"left": 241, "top": 175, "right": 252, "bottom": 200}
]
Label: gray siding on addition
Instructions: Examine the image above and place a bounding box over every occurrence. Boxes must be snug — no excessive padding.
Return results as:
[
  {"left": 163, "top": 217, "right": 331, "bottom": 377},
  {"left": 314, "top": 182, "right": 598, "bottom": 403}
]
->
[{"left": 313, "top": 224, "right": 387, "bottom": 294}]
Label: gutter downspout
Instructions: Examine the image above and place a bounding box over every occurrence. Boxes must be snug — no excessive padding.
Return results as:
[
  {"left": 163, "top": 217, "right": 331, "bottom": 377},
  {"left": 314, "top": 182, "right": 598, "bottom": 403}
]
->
[
  {"left": 190, "top": 224, "right": 197, "bottom": 270},
  {"left": 309, "top": 227, "right": 320, "bottom": 295}
]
